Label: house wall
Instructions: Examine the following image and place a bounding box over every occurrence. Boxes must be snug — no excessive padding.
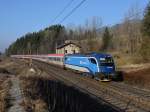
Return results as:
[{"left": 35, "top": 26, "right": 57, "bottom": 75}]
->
[{"left": 56, "top": 44, "right": 80, "bottom": 54}]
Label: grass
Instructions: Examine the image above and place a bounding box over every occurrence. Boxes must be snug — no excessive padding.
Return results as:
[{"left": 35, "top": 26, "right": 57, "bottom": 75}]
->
[
  {"left": 110, "top": 52, "right": 149, "bottom": 67},
  {"left": 123, "top": 67, "right": 150, "bottom": 89},
  {"left": 109, "top": 52, "right": 150, "bottom": 89},
  {"left": 18, "top": 66, "right": 50, "bottom": 112},
  {"left": 19, "top": 76, "right": 49, "bottom": 112},
  {"left": 0, "top": 75, "right": 11, "bottom": 112}
]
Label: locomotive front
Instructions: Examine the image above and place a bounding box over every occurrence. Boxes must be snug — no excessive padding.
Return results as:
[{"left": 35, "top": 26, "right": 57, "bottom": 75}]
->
[{"left": 94, "top": 54, "right": 116, "bottom": 80}]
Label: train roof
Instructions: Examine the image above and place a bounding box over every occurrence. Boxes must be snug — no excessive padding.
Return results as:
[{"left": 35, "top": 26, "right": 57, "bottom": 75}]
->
[{"left": 65, "top": 52, "right": 112, "bottom": 58}]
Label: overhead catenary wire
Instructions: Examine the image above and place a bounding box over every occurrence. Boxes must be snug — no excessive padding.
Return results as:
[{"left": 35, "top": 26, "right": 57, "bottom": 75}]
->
[
  {"left": 51, "top": 0, "right": 75, "bottom": 24},
  {"left": 59, "top": 0, "right": 87, "bottom": 24}
]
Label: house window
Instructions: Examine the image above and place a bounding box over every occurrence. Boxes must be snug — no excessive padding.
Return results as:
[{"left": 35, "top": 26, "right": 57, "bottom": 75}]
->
[
  {"left": 73, "top": 50, "right": 75, "bottom": 54},
  {"left": 65, "top": 50, "right": 67, "bottom": 53}
]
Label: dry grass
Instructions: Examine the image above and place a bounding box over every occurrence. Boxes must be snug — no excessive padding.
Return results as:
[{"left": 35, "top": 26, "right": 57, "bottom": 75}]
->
[
  {"left": 33, "top": 99, "right": 48, "bottom": 112},
  {"left": 0, "top": 58, "right": 50, "bottom": 112},
  {"left": 0, "top": 75, "right": 10, "bottom": 112},
  {"left": 0, "top": 58, "right": 14, "bottom": 68},
  {"left": 109, "top": 52, "right": 150, "bottom": 89},
  {"left": 18, "top": 65, "right": 51, "bottom": 112},
  {"left": 19, "top": 77, "right": 49, "bottom": 112},
  {"left": 110, "top": 52, "right": 149, "bottom": 67},
  {"left": 18, "top": 64, "right": 54, "bottom": 80},
  {"left": 123, "top": 67, "right": 150, "bottom": 89},
  {"left": 20, "top": 97, "right": 48, "bottom": 112}
]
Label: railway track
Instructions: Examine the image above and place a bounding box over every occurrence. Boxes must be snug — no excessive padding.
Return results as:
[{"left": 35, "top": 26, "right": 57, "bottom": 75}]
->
[
  {"left": 32, "top": 60, "right": 122, "bottom": 112},
  {"left": 31, "top": 60, "right": 150, "bottom": 112},
  {"left": 109, "top": 82, "right": 150, "bottom": 98}
]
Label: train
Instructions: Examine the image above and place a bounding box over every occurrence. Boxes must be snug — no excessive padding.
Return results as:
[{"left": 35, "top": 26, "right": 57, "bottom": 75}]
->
[{"left": 11, "top": 52, "right": 116, "bottom": 81}]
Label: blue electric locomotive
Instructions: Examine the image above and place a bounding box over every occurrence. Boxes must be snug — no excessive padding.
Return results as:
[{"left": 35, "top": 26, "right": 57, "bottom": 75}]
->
[{"left": 64, "top": 52, "right": 115, "bottom": 80}]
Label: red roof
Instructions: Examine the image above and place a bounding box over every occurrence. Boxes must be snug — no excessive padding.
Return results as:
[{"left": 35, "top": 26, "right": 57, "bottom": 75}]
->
[{"left": 56, "top": 42, "right": 81, "bottom": 49}]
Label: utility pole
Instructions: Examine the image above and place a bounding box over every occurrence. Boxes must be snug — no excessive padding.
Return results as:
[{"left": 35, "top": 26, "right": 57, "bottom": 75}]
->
[
  {"left": 27, "top": 42, "right": 32, "bottom": 67},
  {"left": 36, "top": 48, "right": 38, "bottom": 55}
]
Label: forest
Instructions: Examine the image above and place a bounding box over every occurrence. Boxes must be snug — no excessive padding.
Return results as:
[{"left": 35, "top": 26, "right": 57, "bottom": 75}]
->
[{"left": 6, "top": 2, "right": 150, "bottom": 65}]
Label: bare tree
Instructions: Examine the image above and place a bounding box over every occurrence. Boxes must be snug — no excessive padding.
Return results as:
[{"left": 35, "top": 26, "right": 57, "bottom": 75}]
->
[
  {"left": 111, "top": 2, "right": 142, "bottom": 54},
  {"left": 124, "top": 3, "right": 142, "bottom": 54}
]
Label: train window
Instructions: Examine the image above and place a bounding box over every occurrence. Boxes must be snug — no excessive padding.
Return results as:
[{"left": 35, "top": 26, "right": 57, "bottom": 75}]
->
[
  {"left": 89, "top": 58, "right": 97, "bottom": 64},
  {"left": 100, "top": 57, "right": 113, "bottom": 63},
  {"left": 57, "top": 58, "right": 60, "bottom": 61}
]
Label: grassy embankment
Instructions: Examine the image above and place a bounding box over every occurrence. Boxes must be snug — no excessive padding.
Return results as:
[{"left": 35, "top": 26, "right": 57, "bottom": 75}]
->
[
  {"left": 0, "top": 68, "right": 11, "bottom": 112},
  {"left": 111, "top": 52, "right": 150, "bottom": 89}
]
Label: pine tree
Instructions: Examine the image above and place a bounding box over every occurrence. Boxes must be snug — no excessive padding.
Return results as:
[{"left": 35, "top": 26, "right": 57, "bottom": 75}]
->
[
  {"left": 101, "top": 27, "right": 112, "bottom": 51},
  {"left": 142, "top": 2, "right": 150, "bottom": 36},
  {"left": 140, "top": 2, "right": 150, "bottom": 61}
]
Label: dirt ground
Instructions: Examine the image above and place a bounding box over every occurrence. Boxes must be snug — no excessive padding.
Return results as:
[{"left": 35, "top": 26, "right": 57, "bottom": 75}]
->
[
  {"left": 0, "top": 58, "right": 25, "bottom": 112},
  {"left": 123, "top": 67, "right": 150, "bottom": 89},
  {"left": 117, "top": 63, "right": 150, "bottom": 89},
  {"left": 0, "top": 58, "right": 51, "bottom": 112}
]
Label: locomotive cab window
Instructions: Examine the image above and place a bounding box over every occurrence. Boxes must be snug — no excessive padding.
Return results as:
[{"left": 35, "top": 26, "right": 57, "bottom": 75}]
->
[
  {"left": 89, "top": 58, "right": 97, "bottom": 64},
  {"left": 64, "top": 57, "right": 68, "bottom": 61},
  {"left": 100, "top": 57, "right": 114, "bottom": 66}
]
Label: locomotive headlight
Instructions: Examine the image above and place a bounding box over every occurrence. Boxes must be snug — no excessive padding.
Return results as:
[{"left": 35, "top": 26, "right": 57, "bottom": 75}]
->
[{"left": 107, "top": 66, "right": 113, "bottom": 68}]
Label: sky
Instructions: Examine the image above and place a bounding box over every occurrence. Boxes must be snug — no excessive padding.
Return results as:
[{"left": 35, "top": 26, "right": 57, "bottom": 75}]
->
[{"left": 0, "top": 0, "right": 149, "bottom": 52}]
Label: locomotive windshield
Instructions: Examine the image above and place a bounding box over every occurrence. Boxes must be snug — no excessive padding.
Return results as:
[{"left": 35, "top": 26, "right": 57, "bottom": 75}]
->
[{"left": 99, "top": 57, "right": 114, "bottom": 66}]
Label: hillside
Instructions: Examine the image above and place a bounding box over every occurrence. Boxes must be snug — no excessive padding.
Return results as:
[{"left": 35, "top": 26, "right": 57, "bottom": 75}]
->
[{"left": 6, "top": 17, "right": 150, "bottom": 65}]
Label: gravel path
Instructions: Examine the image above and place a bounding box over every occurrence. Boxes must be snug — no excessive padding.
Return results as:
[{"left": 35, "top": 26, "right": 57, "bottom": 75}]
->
[{"left": 8, "top": 76, "right": 26, "bottom": 112}]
